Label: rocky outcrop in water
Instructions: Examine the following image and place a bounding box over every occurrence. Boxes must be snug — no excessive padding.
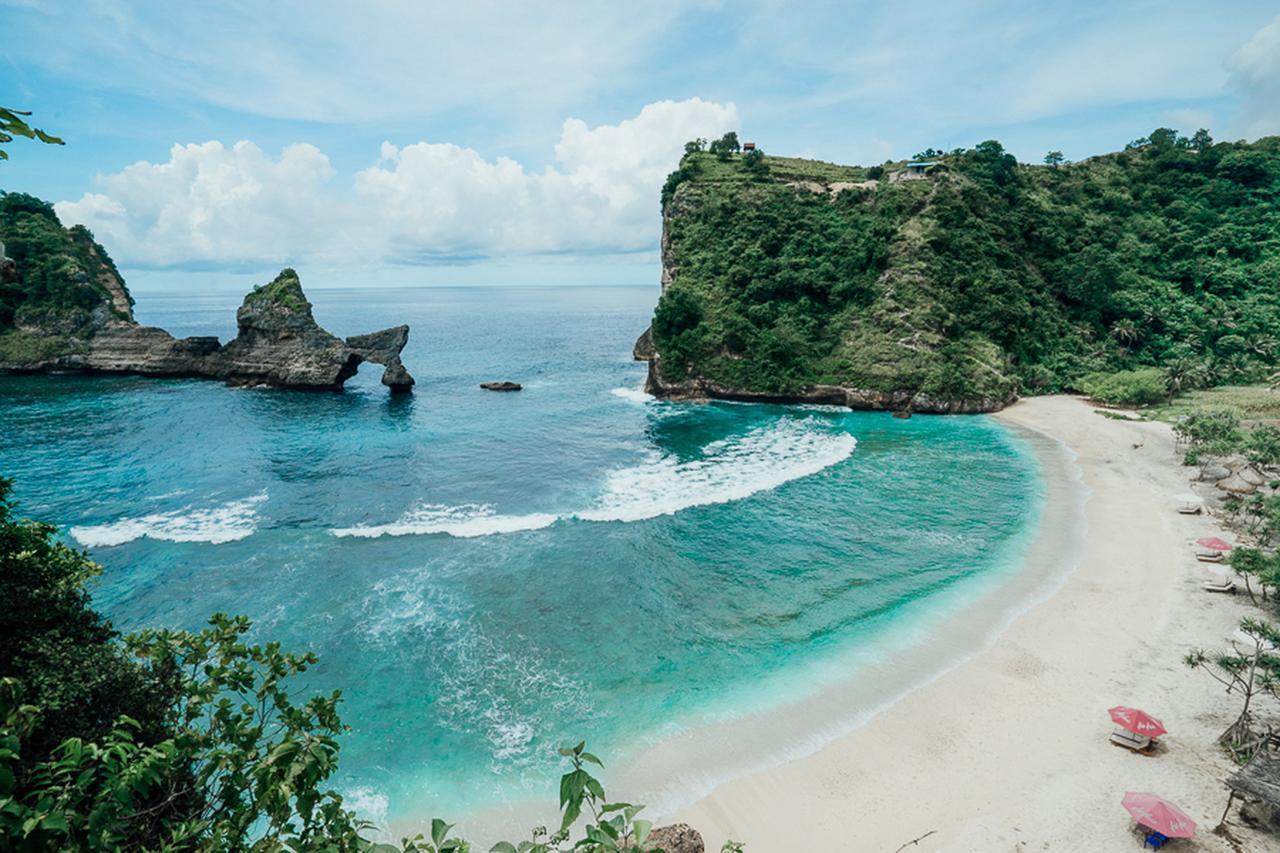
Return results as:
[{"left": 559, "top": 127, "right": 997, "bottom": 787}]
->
[
  {"left": 0, "top": 265, "right": 416, "bottom": 393},
  {"left": 205, "top": 269, "right": 415, "bottom": 392},
  {"left": 480, "top": 381, "right": 522, "bottom": 392}
]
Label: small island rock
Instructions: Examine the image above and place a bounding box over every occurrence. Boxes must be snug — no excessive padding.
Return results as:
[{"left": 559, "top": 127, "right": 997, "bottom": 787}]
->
[{"left": 480, "top": 381, "right": 522, "bottom": 391}]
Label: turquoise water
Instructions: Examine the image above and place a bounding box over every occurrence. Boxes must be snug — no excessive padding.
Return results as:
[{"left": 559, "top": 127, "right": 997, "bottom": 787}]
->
[{"left": 0, "top": 285, "right": 1041, "bottom": 825}]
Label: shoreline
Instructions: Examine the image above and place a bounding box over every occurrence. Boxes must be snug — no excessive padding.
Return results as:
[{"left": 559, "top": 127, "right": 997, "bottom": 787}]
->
[
  {"left": 669, "top": 395, "right": 1267, "bottom": 851},
  {"left": 393, "top": 403, "right": 1076, "bottom": 846}
]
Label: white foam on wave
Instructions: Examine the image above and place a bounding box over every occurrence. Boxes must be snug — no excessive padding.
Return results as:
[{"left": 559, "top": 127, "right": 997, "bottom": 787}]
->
[
  {"left": 69, "top": 492, "right": 267, "bottom": 547},
  {"left": 331, "top": 417, "right": 855, "bottom": 539},
  {"left": 332, "top": 503, "right": 558, "bottom": 539},
  {"left": 794, "top": 403, "right": 851, "bottom": 414},
  {"left": 610, "top": 386, "right": 655, "bottom": 404},
  {"left": 574, "top": 417, "right": 856, "bottom": 523},
  {"left": 341, "top": 785, "right": 391, "bottom": 839}
]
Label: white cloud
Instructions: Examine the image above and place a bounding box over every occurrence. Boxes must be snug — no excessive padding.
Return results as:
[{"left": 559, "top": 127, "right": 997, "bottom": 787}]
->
[
  {"left": 1227, "top": 14, "right": 1280, "bottom": 139},
  {"left": 57, "top": 141, "right": 340, "bottom": 267},
  {"left": 10, "top": 1, "right": 707, "bottom": 123},
  {"left": 55, "top": 99, "right": 738, "bottom": 269}
]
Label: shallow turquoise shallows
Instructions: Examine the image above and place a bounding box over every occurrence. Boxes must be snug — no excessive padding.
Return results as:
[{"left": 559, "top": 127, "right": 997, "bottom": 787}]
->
[{"left": 0, "top": 285, "right": 1041, "bottom": 824}]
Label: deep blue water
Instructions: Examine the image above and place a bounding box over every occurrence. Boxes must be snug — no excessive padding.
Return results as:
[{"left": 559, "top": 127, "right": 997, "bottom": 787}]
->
[{"left": 0, "top": 285, "right": 1041, "bottom": 825}]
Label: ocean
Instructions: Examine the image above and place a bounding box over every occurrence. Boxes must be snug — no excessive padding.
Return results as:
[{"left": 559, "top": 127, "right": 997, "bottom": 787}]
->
[{"left": 0, "top": 284, "right": 1043, "bottom": 831}]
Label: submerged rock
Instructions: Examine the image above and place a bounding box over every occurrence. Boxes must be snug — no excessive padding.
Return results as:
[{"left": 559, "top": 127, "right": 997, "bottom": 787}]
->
[{"left": 480, "top": 381, "right": 522, "bottom": 391}]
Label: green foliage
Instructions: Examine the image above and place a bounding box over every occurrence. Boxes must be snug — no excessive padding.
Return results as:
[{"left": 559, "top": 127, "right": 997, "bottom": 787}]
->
[
  {"left": 0, "top": 330, "right": 82, "bottom": 365},
  {"left": 0, "top": 483, "right": 736, "bottom": 851},
  {"left": 1078, "top": 368, "right": 1167, "bottom": 406},
  {"left": 1043, "top": 151, "right": 1065, "bottom": 167},
  {"left": 1227, "top": 546, "right": 1280, "bottom": 604},
  {"left": 0, "top": 486, "right": 372, "bottom": 848},
  {"left": 1185, "top": 618, "right": 1280, "bottom": 756},
  {"left": 0, "top": 477, "right": 175, "bottom": 765},
  {"left": 1173, "top": 408, "right": 1242, "bottom": 465},
  {"left": 1150, "top": 385, "right": 1280, "bottom": 422},
  {"left": 708, "top": 132, "right": 740, "bottom": 161},
  {"left": 1245, "top": 425, "right": 1280, "bottom": 466},
  {"left": 650, "top": 130, "right": 1280, "bottom": 404},
  {"left": 244, "top": 267, "right": 309, "bottom": 312},
  {"left": 739, "top": 148, "right": 767, "bottom": 178},
  {"left": 683, "top": 138, "right": 707, "bottom": 156},
  {"left": 0, "top": 193, "right": 129, "bottom": 331},
  {"left": 0, "top": 107, "right": 64, "bottom": 162}
]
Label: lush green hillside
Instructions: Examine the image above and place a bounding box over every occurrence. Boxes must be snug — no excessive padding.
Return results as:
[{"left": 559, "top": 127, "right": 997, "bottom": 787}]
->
[
  {"left": 0, "top": 192, "right": 131, "bottom": 331},
  {"left": 648, "top": 130, "right": 1280, "bottom": 408}
]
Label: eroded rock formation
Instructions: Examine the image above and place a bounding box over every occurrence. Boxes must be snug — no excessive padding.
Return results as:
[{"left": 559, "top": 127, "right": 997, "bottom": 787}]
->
[{"left": 0, "top": 266, "right": 416, "bottom": 393}]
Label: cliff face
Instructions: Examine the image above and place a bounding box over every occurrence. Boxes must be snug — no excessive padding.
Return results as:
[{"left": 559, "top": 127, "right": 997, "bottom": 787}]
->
[
  {"left": 0, "top": 196, "right": 414, "bottom": 392},
  {"left": 639, "top": 135, "right": 1280, "bottom": 413}
]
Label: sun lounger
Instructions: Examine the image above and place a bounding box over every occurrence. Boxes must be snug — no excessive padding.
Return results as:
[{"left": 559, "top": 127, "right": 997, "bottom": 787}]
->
[
  {"left": 1195, "top": 551, "right": 1224, "bottom": 563},
  {"left": 1202, "top": 579, "right": 1235, "bottom": 593},
  {"left": 1109, "top": 728, "right": 1153, "bottom": 752}
]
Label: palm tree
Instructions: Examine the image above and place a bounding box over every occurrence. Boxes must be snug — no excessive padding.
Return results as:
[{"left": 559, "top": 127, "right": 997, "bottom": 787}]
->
[
  {"left": 1163, "top": 356, "right": 1209, "bottom": 398},
  {"left": 1110, "top": 319, "right": 1140, "bottom": 349}
]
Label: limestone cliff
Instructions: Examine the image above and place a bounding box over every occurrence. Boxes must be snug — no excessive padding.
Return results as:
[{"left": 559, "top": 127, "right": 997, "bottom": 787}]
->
[
  {"left": 0, "top": 195, "right": 414, "bottom": 392},
  {"left": 638, "top": 135, "right": 1280, "bottom": 414}
]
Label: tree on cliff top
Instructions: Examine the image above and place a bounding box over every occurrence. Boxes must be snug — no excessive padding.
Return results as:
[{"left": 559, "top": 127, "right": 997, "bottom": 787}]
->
[{"left": 709, "top": 131, "right": 741, "bottom": 160}]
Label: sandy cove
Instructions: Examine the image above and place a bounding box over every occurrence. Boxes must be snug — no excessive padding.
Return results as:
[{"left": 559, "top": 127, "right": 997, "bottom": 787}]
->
[{"left": 674, "top": 395, "right": 1272, "bottom": 852}]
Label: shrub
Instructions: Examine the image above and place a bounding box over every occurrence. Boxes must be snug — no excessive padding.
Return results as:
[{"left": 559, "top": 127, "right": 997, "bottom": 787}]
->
[{"left": 1077, "top": 367, "right": 1167, "bottom": 406}]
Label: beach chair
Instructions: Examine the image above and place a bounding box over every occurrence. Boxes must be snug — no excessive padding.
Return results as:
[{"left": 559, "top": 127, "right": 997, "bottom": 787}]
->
[
  {"left": 1144, "top": 830, "right": 1169, "bottom": 849},
  {"left": 1195, "top": 551, "right": 1224, "bottom": 563},
  {"left": 1109, "top": 728, "right": 1152, "bottom": 752},
  {"left": 1203, "top": 577, "right": 1235, "bottom": 593}
]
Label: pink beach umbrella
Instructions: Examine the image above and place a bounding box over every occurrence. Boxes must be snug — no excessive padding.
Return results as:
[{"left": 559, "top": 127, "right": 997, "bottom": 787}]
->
[
  {"left": 1196, "top": 536, "right": 1233, "bottom": 552},
  {"left": 1108, "top": 706, "right": 1167, "bottom": 738},
  {"left": 1122, "top": 792, "right": 1196, "bottom": 838}
]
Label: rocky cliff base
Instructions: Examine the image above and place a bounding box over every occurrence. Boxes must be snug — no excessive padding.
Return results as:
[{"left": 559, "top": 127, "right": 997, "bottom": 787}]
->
[{"left": 639, "top": 344, "right": 1010, "bottom": 414}]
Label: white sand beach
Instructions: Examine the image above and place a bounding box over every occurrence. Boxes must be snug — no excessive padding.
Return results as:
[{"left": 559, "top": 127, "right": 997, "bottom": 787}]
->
[{"left": 675, "top": 395, "right": 1271, "bottom": 852}]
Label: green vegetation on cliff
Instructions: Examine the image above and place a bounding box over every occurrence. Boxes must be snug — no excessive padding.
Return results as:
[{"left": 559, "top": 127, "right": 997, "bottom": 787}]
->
[
  {"left": 0, "top": 192, "right": 130, "bottom": 331},
  {"left": 243, "top": 266, "right": 310, "bottom": 313},
  {"left": 651, "top": 130, "right": 1280, "bottom": 404}
]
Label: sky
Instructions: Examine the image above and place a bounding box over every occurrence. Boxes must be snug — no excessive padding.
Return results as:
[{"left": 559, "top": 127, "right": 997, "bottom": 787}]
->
[{"left": 2, "top": 0, "right": 1280, "bottom": 291}]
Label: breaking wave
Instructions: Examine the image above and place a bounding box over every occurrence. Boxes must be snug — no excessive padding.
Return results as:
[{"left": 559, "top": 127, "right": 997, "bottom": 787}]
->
[
  {"left": 333, "top": 417, "right": 855, "bottom": 538},
  {"left": 576, "top": 417, "right": 855, "bottom": 522},
  {"left": 610, "top": 386, "right": 654, "bottom": 404},
  {"left": 70, "top": 492, "right": 267, "bottom": 547},
  {"left": 332, "top": 504, "right": 558, "bottom": 539}
]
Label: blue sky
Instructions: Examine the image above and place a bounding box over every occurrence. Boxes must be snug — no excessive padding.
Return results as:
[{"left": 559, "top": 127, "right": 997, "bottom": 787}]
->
[{"left": 3, "top": 1, "right": 1280, "bottom": 291}]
